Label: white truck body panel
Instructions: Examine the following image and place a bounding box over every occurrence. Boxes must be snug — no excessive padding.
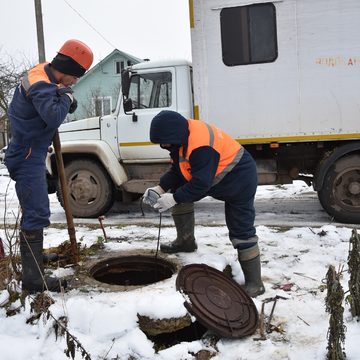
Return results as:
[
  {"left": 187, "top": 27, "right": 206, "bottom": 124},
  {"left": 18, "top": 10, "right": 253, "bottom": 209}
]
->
[
  {"left": 59, "top": 140, "right": 128, "bottom": 185},
  {"left": 59, "top": 117, "right": 100, "bottom": 141},
  {"left": 191, "top": 0, "right": 360, "bottom": 142}
]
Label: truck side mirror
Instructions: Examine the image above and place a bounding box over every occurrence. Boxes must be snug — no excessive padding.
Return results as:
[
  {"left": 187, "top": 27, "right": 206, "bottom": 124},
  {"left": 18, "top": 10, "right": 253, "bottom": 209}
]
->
[
  {"left": 121, "top": 70, "right": 131, "bottom": 98},
  {"left": 123, "top": 98, "right": 133, "bottom": 113},
  {"left": 123, "top": 98, "right": 137, "bottom": 121}
]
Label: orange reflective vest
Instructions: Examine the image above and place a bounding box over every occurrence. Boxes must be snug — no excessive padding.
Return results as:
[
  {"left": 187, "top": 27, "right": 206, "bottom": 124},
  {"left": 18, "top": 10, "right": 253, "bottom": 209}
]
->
[
  {"left": 21, "top": 63, "right": 52, "bottom": 93},
  {"left": 179, "top": 119, "right": 244, "bottom": 185}
]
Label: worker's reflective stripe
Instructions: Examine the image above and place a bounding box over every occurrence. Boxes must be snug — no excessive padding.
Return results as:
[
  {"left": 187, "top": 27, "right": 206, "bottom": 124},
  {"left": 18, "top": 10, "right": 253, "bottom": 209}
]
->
[
  {"left": 206, "top": 123, "right": 215, "bottom": 147},
  {"left": 212, "top": 146, "right": 244, "bottom": 186},
  {"left": 21, "top": 74, "right": 31, "bottom": 93}
]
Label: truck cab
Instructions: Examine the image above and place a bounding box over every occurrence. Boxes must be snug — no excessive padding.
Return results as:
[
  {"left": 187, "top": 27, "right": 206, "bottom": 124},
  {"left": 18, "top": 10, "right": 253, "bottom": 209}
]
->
[{"left": 48, "top": 60, "right": 193, "bottom": 218}]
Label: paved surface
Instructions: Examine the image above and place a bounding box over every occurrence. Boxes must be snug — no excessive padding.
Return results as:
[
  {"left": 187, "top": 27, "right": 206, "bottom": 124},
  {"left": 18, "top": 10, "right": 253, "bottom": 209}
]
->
[
  {"left": 50, "top": 194, "right": 355, "bottom": 229},
  {"left": 1, "top": 164, "right": 356, "bottom": 229}
]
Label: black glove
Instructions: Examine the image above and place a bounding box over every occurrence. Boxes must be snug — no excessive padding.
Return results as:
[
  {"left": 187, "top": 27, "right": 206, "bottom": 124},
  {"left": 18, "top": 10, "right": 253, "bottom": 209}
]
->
[
  {"left": 57, "top": 87, "right": 77, "bottom": 114},
  {"left": 57, "top": 86, "right": 73, "bottom": 96},
  {"left": 68, "top": 97, "right": 78, "bottom": 114}
]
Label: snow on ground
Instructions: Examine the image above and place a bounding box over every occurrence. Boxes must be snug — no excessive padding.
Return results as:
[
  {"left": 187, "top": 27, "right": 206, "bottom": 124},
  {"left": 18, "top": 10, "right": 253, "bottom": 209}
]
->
[{"left": 0, "top": 166, "right": 359, "bottom": 360}]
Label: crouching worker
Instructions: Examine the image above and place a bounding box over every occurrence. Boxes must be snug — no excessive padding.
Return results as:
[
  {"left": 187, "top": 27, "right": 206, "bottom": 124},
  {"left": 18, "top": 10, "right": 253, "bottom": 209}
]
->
[
  {"left": 143, "top": 110, "right": 265, "bottom": 297},
  {"left": 4, "top": 39, "right": 93, "bottom": 293}
]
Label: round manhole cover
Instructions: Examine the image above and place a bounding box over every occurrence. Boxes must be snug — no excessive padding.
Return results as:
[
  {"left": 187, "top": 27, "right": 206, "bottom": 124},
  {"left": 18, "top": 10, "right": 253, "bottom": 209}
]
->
[
  {"left": 90, "top": 255, "right": 176, "bottom": 286},
  {"left": 176, "top": 263, "right": 259, "bottom": 338}
]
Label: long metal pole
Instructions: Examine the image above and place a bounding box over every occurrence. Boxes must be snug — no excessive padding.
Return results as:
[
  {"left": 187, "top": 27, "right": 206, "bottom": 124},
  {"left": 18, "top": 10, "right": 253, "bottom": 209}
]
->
[
  {"left": 34, "top": 0, "right": 46, "bottom": 63},
  {"left": 53, "top": 131, "right": 79, "bottom": 264}
]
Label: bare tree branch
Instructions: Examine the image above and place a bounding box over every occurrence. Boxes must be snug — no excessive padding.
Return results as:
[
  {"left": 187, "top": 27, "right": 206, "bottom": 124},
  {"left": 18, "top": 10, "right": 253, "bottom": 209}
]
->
[{"left": 0, "top": 50, "right": 33, "bottom": 145}]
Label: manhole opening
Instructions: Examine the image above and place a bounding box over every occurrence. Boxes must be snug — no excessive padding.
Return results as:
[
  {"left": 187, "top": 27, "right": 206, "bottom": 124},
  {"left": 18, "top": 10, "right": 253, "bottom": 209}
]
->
[
  {"left": 90, "top": 255, "right": 176, "bottom": 286},
  {"left": 148, "top": 321, "right": 208, "bottom": 350}
]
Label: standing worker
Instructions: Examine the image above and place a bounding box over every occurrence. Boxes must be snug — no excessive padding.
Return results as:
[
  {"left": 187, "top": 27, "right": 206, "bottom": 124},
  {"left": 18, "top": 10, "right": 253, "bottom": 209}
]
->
[
  {"left": 143, "top": 110, "right": 265, "bottom": 297},
  {"left": 5, "top": 40, "right": 93, "bottom": 293}
]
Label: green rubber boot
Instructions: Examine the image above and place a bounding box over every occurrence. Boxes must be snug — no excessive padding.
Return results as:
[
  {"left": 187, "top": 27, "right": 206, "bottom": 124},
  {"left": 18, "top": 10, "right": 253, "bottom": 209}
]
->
[
  {"left": 238, "top": 243, "right": 265, "bottom": 298},
  {"left": 160, "top": 203, "right": 197, "bottom": 253}
]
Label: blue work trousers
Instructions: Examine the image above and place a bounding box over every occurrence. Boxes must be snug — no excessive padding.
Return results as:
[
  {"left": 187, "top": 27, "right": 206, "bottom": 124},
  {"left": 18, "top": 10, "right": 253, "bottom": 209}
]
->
[
  {"left": 209, "top": 149, "right": 258, "bottom": 250},
  {"left": 5, "top": 143, "right": 50, "bottom": 231}
]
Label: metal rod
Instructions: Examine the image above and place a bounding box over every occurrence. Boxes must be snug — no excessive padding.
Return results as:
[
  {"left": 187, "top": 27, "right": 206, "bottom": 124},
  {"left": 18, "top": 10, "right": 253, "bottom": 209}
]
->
[
  {"left": 266, "top": 298, "right": 278, "bottom": 333},
  {"left": 34, "top": 0, "right": 46, "bottom": 63},
  {"left": 155, "top": 213, "right": 162, "bottom": 259},
  {"left": 98, "top": 216, "right": 108, "bottom": 242},
  {"left": 53, "top": 130, "right": 79, "bottom": 263}
]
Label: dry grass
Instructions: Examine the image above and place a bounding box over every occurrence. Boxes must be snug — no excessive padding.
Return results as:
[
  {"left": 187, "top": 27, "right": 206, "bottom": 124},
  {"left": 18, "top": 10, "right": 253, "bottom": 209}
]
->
[{"left": 0, "top": 255, "right": 20, "bottom": 291}]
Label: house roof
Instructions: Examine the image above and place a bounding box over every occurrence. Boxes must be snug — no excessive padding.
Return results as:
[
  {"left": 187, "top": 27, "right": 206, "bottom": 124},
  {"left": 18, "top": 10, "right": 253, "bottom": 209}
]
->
[{"left": 76, "top": 49, "right": 143, "bottom": 83}]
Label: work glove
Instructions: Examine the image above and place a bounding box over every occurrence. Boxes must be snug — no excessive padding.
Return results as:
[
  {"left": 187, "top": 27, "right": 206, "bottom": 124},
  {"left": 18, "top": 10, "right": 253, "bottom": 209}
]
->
[
  {"left": 57, "top": 86, "right": 73, "bottom": 97},
  {"left": 154, "top": 193, "right": 177, "bottom": 213},
  {"left": 57, "top": 86, "right": 77, "bottom": 113},
  {"left": 143, "top": 185, "right": 165, "bottom": 207},
  {"left": 68, "top": 97, "right": 78, "bottom": 114}
]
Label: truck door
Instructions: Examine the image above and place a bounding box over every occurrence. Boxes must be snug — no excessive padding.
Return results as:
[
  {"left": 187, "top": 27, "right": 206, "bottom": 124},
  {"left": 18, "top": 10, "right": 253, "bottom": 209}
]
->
[{"left": 117, "top": 68, "right": 175, "bottom": 160}]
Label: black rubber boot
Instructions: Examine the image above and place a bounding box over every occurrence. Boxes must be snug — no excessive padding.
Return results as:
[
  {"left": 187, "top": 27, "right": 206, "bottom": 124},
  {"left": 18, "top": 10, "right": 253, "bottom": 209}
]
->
[
  {"left": 20, "top": 230, "right": 67, "bottom": 293},
  {"left": 238, "top": 244, "right": 265, "bottom": 298},
  {"left": 43, "top": 253, "right": 59, "bottom": 264},
  {"left": 160, "top": 203, "right": 197, "bottom": 253}
]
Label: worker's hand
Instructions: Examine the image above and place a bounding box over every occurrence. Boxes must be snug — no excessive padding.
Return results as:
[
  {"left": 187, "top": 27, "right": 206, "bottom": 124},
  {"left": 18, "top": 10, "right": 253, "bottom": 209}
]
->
[
  {"left": 57, "top": 86, "right": 75, "bottom": 104},
  {"left": 57, "top": 87, "right": 77, "bottom": 114},
  {"left": 154, "top": 193, "right": 177, "bottom": 213},
  {"left": 143, "top": 185, "right": 164, "bottom": 206},
  {"left": 68, "top": 97, "right": 78, "bottom": 114},
  {"left": 57, "top": 86, "right": 73, "bottom": 96}
]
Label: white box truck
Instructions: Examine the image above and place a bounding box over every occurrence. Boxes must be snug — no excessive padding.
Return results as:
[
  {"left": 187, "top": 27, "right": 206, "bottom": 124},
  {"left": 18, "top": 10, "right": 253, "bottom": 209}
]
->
[{"left": 48, "top": 0, "right": 360, "bottom": 223}]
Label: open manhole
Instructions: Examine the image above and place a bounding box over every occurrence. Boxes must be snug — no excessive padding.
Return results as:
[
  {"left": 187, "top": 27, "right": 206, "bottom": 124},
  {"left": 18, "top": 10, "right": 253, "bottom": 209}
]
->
[
  {"left": 90, "top": 255, "right": 176, "bottom": 286},
  {"left": 148, "top": 320, "right": 208, "bottom": 349},
  {"left": 138, "top": 314, "right": 208, "bottom": 349}
]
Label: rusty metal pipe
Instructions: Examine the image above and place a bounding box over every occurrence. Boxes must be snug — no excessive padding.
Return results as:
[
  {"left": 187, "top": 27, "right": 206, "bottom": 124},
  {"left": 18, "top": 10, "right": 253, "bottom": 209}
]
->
[{"left": 53, "top": 130, "right": 79, "bottom": 263}]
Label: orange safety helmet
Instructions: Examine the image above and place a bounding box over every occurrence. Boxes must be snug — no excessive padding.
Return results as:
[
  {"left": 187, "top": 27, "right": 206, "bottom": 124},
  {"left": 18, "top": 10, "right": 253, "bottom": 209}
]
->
[{"left": 58, "top": 39, "right": 93, "bottom": 71}]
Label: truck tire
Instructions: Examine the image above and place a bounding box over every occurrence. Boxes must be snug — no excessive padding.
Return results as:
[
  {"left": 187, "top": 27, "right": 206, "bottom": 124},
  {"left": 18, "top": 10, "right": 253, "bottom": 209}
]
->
[
  {"left": 57, "top": 159, "right": 114, "bottom": 218},
  {"left": 318, "top": 154, "right": 360, "bottom": 224}
]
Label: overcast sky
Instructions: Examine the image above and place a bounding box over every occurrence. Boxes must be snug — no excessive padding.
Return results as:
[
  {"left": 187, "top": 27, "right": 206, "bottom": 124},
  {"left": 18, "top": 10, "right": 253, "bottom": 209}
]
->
[{"left": 0, "top": 0, "right": 191, "bottom": 67}]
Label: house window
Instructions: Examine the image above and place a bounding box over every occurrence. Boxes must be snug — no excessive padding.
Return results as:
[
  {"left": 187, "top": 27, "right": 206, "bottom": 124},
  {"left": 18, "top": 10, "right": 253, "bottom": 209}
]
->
[
  {"left": 220, "top": 3, "right": 278, "bottom": 66},
  {"left": 93, "top": 96, "right": 112, "bottom": 116},
  {"left": 115, "top": 60, "right": 125, "bottom": 74},
  {"left": 128, "top": 72, "right": 172, "bottom": 109}
]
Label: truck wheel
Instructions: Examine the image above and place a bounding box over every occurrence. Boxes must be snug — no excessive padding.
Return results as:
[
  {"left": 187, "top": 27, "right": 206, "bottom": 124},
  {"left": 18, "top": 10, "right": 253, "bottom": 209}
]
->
[
  {"left": 318, "top": 154, "right": 360, "bottom": 224},
  {"left": 57, "top": 159, "right": 114, "bottom": 218}
]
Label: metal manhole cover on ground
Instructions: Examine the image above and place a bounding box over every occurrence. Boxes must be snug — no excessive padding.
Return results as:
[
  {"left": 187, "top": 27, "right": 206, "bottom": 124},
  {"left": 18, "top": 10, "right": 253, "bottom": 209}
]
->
[{"left": 176, "top": 263, "right": 259, "bottom": 338}]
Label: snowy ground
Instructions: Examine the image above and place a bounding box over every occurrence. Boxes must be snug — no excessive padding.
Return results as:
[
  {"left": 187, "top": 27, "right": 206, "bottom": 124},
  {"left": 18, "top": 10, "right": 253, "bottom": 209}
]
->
[{"left": 0, "top": 166, "right": 359, "bottom": 360}]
